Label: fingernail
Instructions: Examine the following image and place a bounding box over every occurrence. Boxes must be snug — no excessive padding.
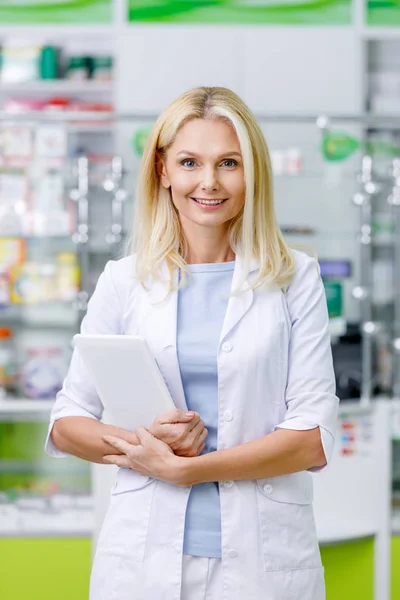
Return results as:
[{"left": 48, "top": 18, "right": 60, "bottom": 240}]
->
[{"left": 185, "top": 412, "right": 194, "bottom": 417}]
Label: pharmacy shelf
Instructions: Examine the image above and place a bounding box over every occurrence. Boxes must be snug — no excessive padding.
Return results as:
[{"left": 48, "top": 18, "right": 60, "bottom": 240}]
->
[
  {"left": 0, "top": 81, "right": 113, "bottom": 94},
  {"left": 362, "top": 28, "right": 400, "bottom": 41},
  {"left": 0, "top": 25, "right": 112, "bottom": 38},
  {"left": 0, "top": 109, "right": 114, "bottom": 122},
  {"left": 0, "top": 530, "right": 92, "bottom": 539},
  {"left": 0, "top": 399, "right": 54, "bottom": 414}
]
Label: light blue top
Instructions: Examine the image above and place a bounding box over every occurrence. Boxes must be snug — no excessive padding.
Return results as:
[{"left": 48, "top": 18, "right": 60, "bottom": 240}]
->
[{"left": 177, "top": 261, "right": 235, "bottom": 558}]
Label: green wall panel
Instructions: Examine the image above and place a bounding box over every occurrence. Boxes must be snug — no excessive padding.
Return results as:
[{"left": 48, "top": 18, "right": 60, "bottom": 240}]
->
[
  {"left": 0, "top": 539, "right": 91, "bottom": 600},
  {"left": 0, "top": 0, "right": 112, "bottom": 24},
  {"left": 367, "top": 0, "right": 400, "bottom": 26},
  {"left": 0, "top": 537, "right": 398, "bottom": 599},
  {"left": 128, "top": 0, "right": 352, "bottom": 25},
  {"left": 392, "top": 537, "right": 400, "bottom": 600},
  {"left": 321, "top": 539, "right": 374, "bottom": 600}
]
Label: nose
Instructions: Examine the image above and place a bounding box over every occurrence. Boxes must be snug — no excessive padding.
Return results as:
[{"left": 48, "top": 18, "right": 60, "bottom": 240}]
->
[{"left": 201, "top": 166, "right": 219, "bottom": 192}]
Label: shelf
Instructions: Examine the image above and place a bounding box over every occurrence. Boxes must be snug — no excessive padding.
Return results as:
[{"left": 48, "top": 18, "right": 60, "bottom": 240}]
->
[
  {"left": 0, "top": 234, "right": 74, "bottom": 240},
  {"left": 0, "top": 109, "right": 114, "bottom": 123},
  {"left": 362, "top": 28, "right": 400, "bottom": 41},
  {"left": 0, "top": 25, "right": 113, "bottom": 38},
  {"left": 67, "top": 123, "right": 114, "bottom": 134},
  {"left": 0, "top": 304, "right": 79, "bottom": 328},
  {"left": 0, "top": 81, "right": 113, "bottom": 95},
  {"left": 0, "top": 399, "right": 54, "bottom": 414},
  {"left": 0, "top": 530, "right": 91, "bottom": 539}
]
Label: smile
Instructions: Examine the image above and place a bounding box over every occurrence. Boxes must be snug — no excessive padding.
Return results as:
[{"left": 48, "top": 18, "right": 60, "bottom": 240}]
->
[{"left": 191, "top": 197, "right": 228, "bottom": 206}]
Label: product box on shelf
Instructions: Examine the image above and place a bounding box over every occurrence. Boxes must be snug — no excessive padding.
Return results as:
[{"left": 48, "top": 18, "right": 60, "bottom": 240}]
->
[{"left": 9, "top": 254, "right": 80, "bottom": 305}]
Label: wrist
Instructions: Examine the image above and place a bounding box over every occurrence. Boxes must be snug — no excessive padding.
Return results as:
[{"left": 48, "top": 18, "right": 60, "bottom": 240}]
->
[
  {"left": 172, "top": 456, "right": 200, "bottom": 487},
  {"left": 164, "top": 455, "right": 195, "bottom": 487}
]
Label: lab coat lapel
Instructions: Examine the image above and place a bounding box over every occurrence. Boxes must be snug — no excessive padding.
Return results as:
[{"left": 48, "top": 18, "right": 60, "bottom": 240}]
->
[
  {"left": 145, "top": 265, "right": 187, "bottom": 412},
  {"left": 219, "top": 256, "right": 258, "bottom": 345}
]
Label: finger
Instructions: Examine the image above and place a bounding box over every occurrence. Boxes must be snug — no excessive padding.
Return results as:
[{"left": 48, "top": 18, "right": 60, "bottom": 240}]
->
[
  {"left": 187, "top": 420, "right": 205, "bottom": 439},
  {"left": 187, "top": 415, "right": 202, "bottom": 432},
  {"left": 102, "top": 435, "right": 133, "bottom": 454},
  {"left": 103, "top": 455, "right": 132, "bottom": 468},
  {"left": 198, "top": 428, "right": 208, "bottom": 444},
  {"left": 158, "top": 409, "right": 197, "bottom": 425},
  {"left": 135, "top": 426, "right": 156, "bottom": 445},
  {"left": 192, "top": 418, "right": 205, "bottom": 433},
  {"left": 198, "top": 443, "right": 205, "bottom": 455}
]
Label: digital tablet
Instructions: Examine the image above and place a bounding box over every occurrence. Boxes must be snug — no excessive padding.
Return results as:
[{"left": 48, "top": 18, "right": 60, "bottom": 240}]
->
[{"left": 73, "top": 334, "right": 176, "bottom": 431}]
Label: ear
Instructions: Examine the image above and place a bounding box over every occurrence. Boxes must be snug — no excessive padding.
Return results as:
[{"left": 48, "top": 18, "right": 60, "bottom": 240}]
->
[{"left": 156, "top": 153, "right": 171, "bottom": 189}]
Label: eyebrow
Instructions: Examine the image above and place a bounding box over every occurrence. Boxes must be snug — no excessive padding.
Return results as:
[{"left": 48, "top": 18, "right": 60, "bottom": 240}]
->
[{"left": 176, "top": 150, "right": 242, "bottom": 158}]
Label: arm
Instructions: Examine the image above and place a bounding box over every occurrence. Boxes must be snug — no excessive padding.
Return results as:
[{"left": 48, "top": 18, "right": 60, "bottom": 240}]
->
[
  {"left": 175, "top": 254, "right": 338, "bottom": 484},
  {"left": 46, "top": 261, "right": 123, "bottom": 459},
  {"left": 175, "top": 427, "right": 325, "bottom": 486},
  {"left": 46, "top": 261, "right": 207, "bottom": 463},
  {"left": 52, "top": 417, "right": 139, "bottom": 464},
  {"left": 52, "top": 409, "right": 207, "bottom": 464},
  {"left": 103, "top": 253, "right": 338, "bottom": 486}
]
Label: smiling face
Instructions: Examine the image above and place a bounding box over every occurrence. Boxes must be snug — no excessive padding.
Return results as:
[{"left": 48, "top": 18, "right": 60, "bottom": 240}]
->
[{"left": 159, "top": 118, "right": 246, "bottom": 238}]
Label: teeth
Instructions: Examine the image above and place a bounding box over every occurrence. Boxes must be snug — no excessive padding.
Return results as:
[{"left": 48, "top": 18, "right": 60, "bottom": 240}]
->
[{"left": 194, "top": 198, "right": 225, "bottom": 205}]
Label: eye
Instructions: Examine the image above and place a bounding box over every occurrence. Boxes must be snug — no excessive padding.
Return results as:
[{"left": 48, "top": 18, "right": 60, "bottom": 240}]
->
[
  {"left": 180, "top": 159, "right": 197, "bottom": 168},
  {"left": 221, "top": 159, "right": 238, "bottom": 168}
]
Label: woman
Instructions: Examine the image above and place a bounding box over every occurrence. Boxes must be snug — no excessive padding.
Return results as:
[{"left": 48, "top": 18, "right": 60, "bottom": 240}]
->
[{"left": 46, "top": 86, "right": 338, "bottom": 600}]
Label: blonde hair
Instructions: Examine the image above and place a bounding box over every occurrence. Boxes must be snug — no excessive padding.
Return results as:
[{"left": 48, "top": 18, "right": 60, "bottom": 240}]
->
[{"left": 132, "top": 86, "right": 296, "bottom": 292}]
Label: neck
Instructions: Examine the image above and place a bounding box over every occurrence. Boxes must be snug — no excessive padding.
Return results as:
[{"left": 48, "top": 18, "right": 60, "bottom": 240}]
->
[{"left": 181, "top": 220, "right": 235, "bottom": 264}]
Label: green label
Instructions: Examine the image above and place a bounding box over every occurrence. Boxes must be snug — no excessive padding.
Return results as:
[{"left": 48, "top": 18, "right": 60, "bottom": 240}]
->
[
  {"left": 132, "top": 126, "right": 153, "bottom": 157},
  {"left": 323, "top": 280, "right": 343, "bottom": 319},
  {"left": 322, "top": 132, "right": 360, "bottom": 162}
]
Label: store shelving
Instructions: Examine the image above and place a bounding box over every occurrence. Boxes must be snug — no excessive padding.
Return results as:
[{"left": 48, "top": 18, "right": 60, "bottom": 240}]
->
[
  {"left": 0, "top": 101, "right": 128, "bottom": 540},
  {"left": 362, "top": 28, "right": 400, "bottom": 41},
  {"left": 0, "top": 81, "right": 113, "bottom": 94},
  {"left": 0, "top": 399, "right": 54, "bottom": 414},
  {"left": 0, "top": 25, "right": 112, "bottom": 38}
]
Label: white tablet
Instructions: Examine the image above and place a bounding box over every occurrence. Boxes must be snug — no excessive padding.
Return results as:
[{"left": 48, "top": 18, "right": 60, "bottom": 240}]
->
[{"left": 73, "top": 334, "right": 176, "bottom": 431}]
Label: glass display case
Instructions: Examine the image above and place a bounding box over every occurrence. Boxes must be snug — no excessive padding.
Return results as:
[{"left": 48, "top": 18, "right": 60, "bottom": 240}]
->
[{"left": 0, "top": 113, "right": 127, "bottom": 538}]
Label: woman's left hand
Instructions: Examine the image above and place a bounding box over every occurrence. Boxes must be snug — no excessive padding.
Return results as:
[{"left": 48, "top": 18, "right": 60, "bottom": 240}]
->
[{"left": 102, "top": 427, "right": 186, "bottom": 486}]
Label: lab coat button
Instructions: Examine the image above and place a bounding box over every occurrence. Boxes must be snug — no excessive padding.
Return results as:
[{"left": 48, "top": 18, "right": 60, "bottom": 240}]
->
[
  {"left": 263, "top": 484, "right": 273, "bottom": 495},
  {"left": 222, "top": 342, "right": 233, "bottom": 353},
  {"left": 224, "top": 410, "right": 233, "bottom": 422},
  {"left": 223, "top": 480, "right": 233, "bottom": 488},
  {"left": 227, "top": 549, "right": 239, "bottom": 558}
]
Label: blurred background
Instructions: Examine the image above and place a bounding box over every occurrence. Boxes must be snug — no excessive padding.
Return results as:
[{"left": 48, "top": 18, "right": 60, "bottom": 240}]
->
[{"left": 0, "top": 0, "right": 400, "bottom": 598}]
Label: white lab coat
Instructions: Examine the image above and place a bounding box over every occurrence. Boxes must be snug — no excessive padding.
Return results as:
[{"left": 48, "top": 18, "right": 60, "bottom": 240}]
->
[{"left": 45, "top": 249, "right": 338, "bottom": 600}]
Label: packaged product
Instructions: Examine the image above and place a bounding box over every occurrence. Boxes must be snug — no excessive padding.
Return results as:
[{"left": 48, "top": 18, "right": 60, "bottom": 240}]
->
[
  {"left": 0, "top": 238, "right": 26, "bottom": 266},
  {"left": 56, "top": 252, "right": 80, "bottom": 301},
  {"left": 21, "top": 345, "right": 65, "bottom": 399},
  {"left": 0, "top": 170, "right": 28, "bottom": 235},
  {"left": 0, "top": 42, "right": 42, "bottom": 83},
  {"left": 10, "top": 262, "right": 56, "bottom": 304},
  {"left": 0, "top": 327, "right": 16, "bottom": 397}
]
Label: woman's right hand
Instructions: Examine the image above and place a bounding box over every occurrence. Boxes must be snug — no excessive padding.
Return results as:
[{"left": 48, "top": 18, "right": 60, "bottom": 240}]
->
[{"left": 149, "top": 409, "right": 208, "bottom": 457}]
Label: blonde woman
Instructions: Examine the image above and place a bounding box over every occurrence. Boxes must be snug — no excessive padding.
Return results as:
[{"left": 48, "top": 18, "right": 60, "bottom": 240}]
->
[{"left": 46, "top": 86, "right": 338, "bottom": 600}]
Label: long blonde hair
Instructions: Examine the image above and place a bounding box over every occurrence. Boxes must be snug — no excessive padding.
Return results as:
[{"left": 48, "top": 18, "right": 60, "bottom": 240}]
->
[{"left": 132, "top": 86, "right": 296, "bottom": 291}]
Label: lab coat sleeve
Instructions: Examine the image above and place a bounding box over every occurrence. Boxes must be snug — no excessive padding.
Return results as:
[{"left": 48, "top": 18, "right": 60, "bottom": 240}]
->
[
  {"left": 44, "top": 261, "right": 123, "bottom": 458},
  {"left": 274, "top": 253, "right": 339, "bottom": 470}
]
